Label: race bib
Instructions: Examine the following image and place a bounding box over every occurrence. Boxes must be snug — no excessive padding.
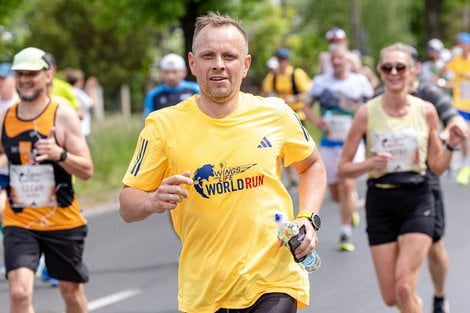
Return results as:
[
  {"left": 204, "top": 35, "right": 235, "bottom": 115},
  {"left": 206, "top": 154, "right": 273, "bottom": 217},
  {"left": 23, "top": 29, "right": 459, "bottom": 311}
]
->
[
  {"left": 373, "top": 128, "right": 419, "bottom": 173},
  {"left": 9, "top": 164, "right": 57, "bottom": 208},
  {"left": 459, "top": 81, "right": 470, "bottom": 101},
  {"left": 325, "top": 114, "right": 353, "bottom": 141}
]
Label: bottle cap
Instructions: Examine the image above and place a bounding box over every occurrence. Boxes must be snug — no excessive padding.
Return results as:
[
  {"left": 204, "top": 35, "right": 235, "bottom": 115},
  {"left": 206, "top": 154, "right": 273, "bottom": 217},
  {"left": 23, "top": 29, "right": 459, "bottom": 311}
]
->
[{"left": 274, "top": 213, "right": 284, "bottom": 223}]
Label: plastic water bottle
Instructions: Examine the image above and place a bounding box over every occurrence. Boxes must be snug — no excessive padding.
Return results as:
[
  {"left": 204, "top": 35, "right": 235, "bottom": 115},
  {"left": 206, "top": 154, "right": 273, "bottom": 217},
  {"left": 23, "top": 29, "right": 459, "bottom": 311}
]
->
[{"left": 274, "top": 213, "right": 321, "bottom": 273}]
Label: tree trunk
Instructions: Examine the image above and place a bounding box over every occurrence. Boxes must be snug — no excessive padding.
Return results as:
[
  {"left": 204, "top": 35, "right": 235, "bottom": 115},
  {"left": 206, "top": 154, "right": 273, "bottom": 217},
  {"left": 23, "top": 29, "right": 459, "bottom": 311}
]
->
[
  {"left": 350, "top": 0, "right": 361, "bottom": 51},
  {"left": 120, "top": 84, "right": 131, "bottom": 117},
  {"left": 180, "top": 0, "right": 200, "bottom": 82},
  {"left": 424, "top": 0, "right": 442, "bottom": 39}
]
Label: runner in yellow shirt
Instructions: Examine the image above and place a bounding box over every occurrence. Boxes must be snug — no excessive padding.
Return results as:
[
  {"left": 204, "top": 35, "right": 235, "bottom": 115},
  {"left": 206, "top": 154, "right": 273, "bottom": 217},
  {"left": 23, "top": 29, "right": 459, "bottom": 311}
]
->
[
  {"left": 261, "top": 48, "right": 312, "bottom": 189},
  {"left": 120, "top": 12, "right": 326, "bottom": 313},
  {"left": 444, "top": 33, "right": 470, "bottom": 185}
]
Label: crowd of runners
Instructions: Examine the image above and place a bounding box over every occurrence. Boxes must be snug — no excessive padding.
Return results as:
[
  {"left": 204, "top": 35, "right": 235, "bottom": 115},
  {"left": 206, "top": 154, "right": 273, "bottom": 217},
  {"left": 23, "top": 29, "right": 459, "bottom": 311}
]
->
[{"left": 0, "top": 10, "right": 469, "bottom": 313}]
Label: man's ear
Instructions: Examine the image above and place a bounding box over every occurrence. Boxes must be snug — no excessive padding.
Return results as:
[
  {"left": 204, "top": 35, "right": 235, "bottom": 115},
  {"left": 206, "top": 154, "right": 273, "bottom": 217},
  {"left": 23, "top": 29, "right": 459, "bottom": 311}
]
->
[
  {"left": 242, "top": 54, "right": 252, "bottom": 78},
  {"left": 188, "top": 52, "right": 196, "bottom": 77},
  {"left": 45, "top": 69, "right": 53, "bottom": 84}
]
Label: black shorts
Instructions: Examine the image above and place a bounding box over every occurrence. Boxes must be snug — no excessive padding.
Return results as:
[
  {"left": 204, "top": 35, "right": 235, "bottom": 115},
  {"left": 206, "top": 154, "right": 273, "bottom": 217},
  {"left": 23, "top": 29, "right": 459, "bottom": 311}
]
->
[
  {"left": 431, "top": 187, "right": 445, "bottom": 242},
  {"left": 3, "top": 225, "right": 89, "bottom": 283},
  {"left": 365, "top": 182, "right": 435, "bottom": 246},
  {"left": 215, "top": 293, "right": 297, "bottom": 313}
]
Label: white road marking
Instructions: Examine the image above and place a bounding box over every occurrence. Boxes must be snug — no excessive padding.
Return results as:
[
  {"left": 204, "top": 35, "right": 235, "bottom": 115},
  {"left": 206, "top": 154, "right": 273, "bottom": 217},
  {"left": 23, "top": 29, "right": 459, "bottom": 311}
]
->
[{"left": 88, "top": 289, "right": 141, "bottom": 311}]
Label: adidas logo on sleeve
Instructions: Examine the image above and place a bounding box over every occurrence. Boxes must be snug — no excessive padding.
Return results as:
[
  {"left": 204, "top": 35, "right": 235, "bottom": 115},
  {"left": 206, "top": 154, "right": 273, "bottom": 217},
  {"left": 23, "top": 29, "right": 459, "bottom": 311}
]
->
[{"left": 257, "top": 137, "right": 272, "bottom": 148}]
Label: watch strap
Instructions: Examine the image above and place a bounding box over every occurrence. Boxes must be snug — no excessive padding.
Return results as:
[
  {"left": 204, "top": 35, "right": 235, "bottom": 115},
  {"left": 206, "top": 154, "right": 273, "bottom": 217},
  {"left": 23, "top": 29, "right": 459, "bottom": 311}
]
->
[
  {"left": 59, "top": 149, "right": 67, "bottom": 162},
  {"left": 445, "top": 143, "right": 459, "bottom": 152},
  {"left": 296, "top": 211, "right": 313, "bottom": 220},
  {"left": 296, "top": 211, "right": 320, "bottom": 231}
]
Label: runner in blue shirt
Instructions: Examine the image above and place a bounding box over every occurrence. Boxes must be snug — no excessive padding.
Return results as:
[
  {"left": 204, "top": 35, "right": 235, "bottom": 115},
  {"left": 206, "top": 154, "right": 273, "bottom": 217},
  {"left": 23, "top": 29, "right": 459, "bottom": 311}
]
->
[{"left": 143, "top": 53, "right": 199, "bottom": 118}]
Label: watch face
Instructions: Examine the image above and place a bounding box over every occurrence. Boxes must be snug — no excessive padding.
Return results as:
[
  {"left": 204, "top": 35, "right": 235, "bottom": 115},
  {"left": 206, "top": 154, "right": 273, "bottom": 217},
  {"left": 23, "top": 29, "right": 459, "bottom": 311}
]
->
[{"left": 313, "top": 214, "right": 321, "bottom": 229}]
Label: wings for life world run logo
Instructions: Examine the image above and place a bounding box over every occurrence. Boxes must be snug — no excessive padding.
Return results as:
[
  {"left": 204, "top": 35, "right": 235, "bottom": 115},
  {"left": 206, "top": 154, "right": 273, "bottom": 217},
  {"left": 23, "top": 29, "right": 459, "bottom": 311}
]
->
[{"left": 193, "top": 162, "right": 264, "bottom": 199}]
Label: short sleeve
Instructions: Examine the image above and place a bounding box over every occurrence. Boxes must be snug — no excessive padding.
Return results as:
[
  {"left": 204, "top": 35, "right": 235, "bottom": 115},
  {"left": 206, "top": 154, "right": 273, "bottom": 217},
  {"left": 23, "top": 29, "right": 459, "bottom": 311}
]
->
[
  {"left": 294, "top": 68, "right": 312, "bottom": 93},
  {"left": 279, "top": 105, "right": 316, "bottom": 166},
  {"left": 308, "top": 76, "right": 324, "bottom": 101},
  {"left": 445, "top": 58, "right": 457, "bottom": 73},
  {"left": 261, "top": 72, "right": 274, "bottom": 94},
  {"left": 122, "top": 119, "right": 168, "bottom": 191}
]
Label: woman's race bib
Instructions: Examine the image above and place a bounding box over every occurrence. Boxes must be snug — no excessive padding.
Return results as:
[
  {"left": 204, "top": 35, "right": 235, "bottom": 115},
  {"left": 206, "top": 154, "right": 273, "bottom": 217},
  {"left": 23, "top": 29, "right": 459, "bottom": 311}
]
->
[
  {"left": 373, "top": 128, "right": 419, "bottom": 173},
  {"left": 9, "top": 164, "right": 57, "bottom": 208}
]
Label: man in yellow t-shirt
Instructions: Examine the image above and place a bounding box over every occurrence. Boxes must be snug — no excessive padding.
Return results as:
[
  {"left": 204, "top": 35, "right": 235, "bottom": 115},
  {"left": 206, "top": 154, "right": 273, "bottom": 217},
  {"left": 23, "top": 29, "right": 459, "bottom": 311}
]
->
[
  {"left": 445, "top": 32, "right": 470, "bottom": 185},
  {"left": 261, "top": 48, "right": 312, "bottom": 121},
  {"left": 120, "top": 12, "right": 326, "bottom": 313},
  {"left": 261, "top": 49, "right": 312, "bottom": 189}
]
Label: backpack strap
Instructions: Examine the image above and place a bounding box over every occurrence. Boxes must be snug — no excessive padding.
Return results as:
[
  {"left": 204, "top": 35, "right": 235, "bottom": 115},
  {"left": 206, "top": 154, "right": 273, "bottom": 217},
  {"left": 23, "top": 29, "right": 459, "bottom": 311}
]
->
[
  {"left": 272, "top": 72, "right": 277, "bottom": 93},
  {"left": 291, "top": 68, "right": 298, "bottom": 95},
  {"left": 273, "top": 68, "right": 299, "bottom": 95}
]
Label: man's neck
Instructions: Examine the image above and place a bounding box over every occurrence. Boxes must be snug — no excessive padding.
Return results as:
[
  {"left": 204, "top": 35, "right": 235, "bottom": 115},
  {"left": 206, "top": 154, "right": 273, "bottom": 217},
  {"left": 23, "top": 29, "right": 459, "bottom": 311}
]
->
[
  {"left": 333, "top": 70, "right": 348, "bottom": 80},
  {"left": 18, "top": 95, "right": 50, "bottom": 119},
  {"left": 279, "top": 64, "right": 290, "bottom": 75},
  {"left": 196, "top": 92, "right": 240, "bottom": 119}
]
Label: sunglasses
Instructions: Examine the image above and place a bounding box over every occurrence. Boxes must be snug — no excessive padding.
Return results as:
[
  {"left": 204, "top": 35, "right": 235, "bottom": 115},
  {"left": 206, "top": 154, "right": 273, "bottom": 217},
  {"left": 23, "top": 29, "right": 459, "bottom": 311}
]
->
[{"left": 380, "top": 63, "right": 407, "bottom": 74}]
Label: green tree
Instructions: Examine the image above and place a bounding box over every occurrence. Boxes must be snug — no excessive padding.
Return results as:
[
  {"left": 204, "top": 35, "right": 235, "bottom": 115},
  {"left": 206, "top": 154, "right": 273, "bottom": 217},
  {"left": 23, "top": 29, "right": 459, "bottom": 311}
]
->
[
  {"left": 18, "top": 0, "right": 158, "bottom": 110},
  {"left": 114, "top": 0, "right": 282, "bottom": 85},
  {"left": 0, "top": 0, "right": 29, "bottom": 61}
]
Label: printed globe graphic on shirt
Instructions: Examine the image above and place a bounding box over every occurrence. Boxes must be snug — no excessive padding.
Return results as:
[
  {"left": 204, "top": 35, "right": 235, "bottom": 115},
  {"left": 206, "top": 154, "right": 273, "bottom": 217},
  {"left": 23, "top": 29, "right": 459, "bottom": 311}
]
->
[{"left": 193, "top": 162, "right": 263, "bottom": 198}]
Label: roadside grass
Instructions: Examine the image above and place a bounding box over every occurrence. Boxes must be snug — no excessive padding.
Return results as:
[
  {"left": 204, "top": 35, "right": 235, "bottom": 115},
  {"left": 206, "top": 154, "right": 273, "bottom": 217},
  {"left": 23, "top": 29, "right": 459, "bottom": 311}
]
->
[{"left": 75, "top": 114, "right": 143, "bottom": 205}]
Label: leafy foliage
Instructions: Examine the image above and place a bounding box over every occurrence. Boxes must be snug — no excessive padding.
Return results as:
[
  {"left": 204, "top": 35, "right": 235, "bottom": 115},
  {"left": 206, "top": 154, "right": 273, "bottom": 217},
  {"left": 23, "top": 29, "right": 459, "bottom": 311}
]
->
[{"left": 1, "top": 0, "right": 469, "bottom": 110}]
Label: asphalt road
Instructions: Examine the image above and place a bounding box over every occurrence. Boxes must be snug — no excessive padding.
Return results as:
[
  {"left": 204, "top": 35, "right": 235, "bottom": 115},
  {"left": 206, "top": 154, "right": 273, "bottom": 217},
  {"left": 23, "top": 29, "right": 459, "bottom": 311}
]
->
[{"left": 0, "top": 174, "right": 469, "bottom": 313}]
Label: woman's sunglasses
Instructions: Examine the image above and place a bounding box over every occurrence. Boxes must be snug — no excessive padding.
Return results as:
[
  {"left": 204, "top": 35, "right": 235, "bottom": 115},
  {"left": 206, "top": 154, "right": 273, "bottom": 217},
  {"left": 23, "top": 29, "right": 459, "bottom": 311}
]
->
[{"left": 380, "top": 63, "right": 407, "bottom": 74}]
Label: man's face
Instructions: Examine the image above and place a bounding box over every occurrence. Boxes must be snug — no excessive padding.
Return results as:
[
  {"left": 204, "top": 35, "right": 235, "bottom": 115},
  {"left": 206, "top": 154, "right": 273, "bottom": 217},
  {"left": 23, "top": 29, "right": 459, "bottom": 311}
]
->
[
  {"left": 276, "top": 56, "right": 290, "bottom": 71},
  {"left": 328, "top": 37, "right": 347, "bottom": 46},
  {"left": 188, "top": 25, "right": 251, "bottom": 104},
  {"left": 15, "top": 70, "right": 51, "bottom": 102},
  {"left": 426, "top": 49, "right": 440, "bottom": 61},
  {"left": 162, "top": 69, "right": 185, "bottom": 88},
  {"left": 331, "top": 49, "right": 347, "bottom": 76}
]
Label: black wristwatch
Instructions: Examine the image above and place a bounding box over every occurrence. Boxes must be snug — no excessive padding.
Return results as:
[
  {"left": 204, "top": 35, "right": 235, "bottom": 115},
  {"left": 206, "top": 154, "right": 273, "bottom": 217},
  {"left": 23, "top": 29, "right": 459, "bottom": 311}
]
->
[
  {"left": 296, "top": 211, "right": 321, "bottom": 231},
  {"left": 445, "top": 143, "right": 459, "bottom": 152},
  {"left": 58, "top": 149, "right": 67, "bottom": 162}
]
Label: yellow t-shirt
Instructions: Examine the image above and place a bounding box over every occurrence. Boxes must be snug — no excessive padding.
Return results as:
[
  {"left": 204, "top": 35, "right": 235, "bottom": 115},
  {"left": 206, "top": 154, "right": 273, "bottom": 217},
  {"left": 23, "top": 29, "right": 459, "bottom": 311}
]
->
[
  {"left": 52, "top": 78, "right": 81, "bottom": 110},
  {"left": 366, "top": 95, "right": 429, "bottom": 179},
  {"left": 123, "top": 93, "right": 315, "bottom": 313},
  {"left": 446, "top": 54, "right": 470, "bottom": 113},
  {"left": 262, "top": 65, "right": 312, "bottom": 120}
]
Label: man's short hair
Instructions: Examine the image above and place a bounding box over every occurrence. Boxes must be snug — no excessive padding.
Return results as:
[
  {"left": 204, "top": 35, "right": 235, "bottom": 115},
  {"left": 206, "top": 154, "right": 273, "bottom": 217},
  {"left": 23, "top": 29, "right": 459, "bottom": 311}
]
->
[
  {"left": 65, "top": 68, "right": 84, "bottom": 85},
  {"left": 43, "top": 53, "right": 56, "bottom": 67},
  {"left": 192, "top": 11, "right": 248, "bottom": 54}
]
